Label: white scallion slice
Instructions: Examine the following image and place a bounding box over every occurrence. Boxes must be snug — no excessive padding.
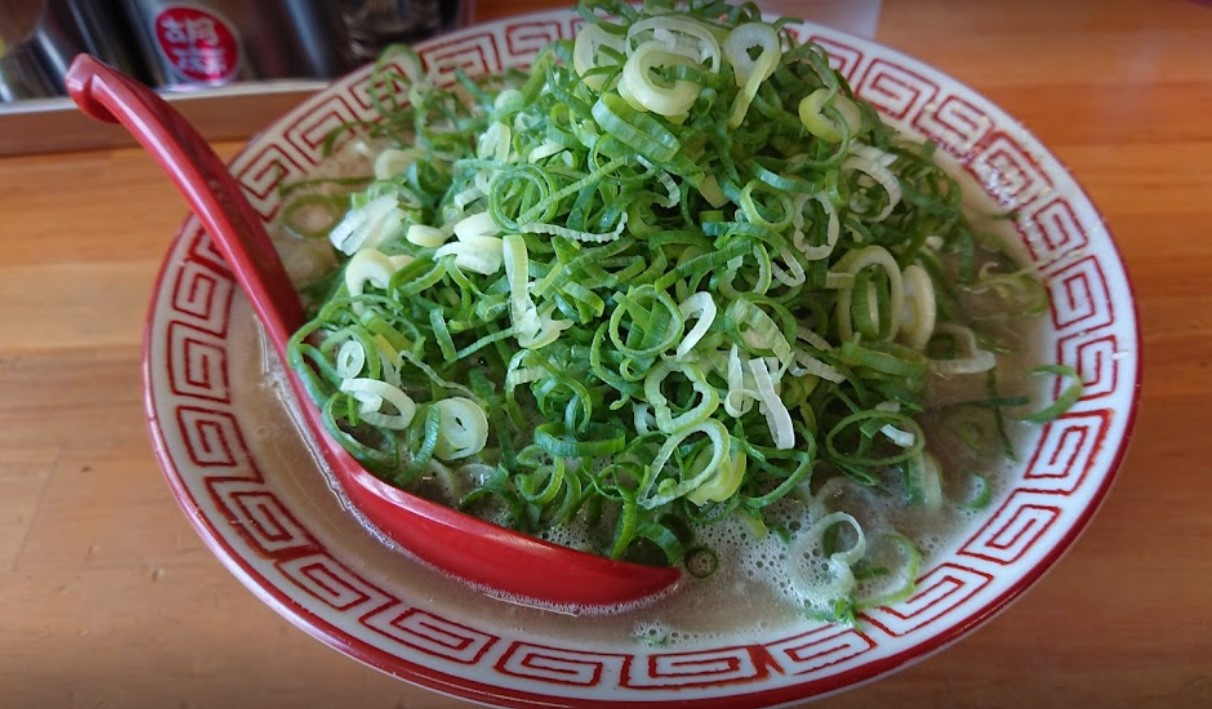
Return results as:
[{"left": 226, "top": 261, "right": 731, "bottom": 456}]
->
[
  {"left": 432, "top": 397, "right": 490, "bottom": 460},
  {"left": 335, "top": 340, "right": 367, "bottom": 379},
  {"left": 453, "top": 211, "right": 501, "bottom": 241},
  {"left": 344, "top": 248, "right": 398, "bottom": 299},
  {"left": 725, "top": 344, "right": 755, "bottom": 417},
  {"left": 899, "top": 263, "right": 937, "bottom": 350},
  {"left": 435, "top": 235, "right": 504, "bottom": 275},
  {"left": 573, "top": 23, "right": 625, "bottom": 90},
  {"left": 329, "top": 194, "right": 402, "bottom": 255},
  {"left": 373, "top": 148, "right": 421, "bottom": 180},
  {"left": 407, "top": 224, "right": 448, "bottom": 248},
  {"left": 626, "top": 15, "right": 721, "bottom": 71},
  {"left": 633, "top": 402, "right": 655, "bottom": 435},
  {"left": 622, "top": 41, "right": 700, "bottom": 117},
  {"left": 675, "top": 292, "right": 717, "bottom": 359},
  {"left": 749, "top": 357, "right": 795, "bottom": 449},
  {"left": 843, "top": 143, "right": 902, "bottom": 222},
  {"left": 339, "top": 378, "right": 417, "bottom": 430},
  {"left": 880, "top": 424, "right": 917, "bottom": 448},
  {"left": 723, "top": 22, "right": 781, "bottom": 127},
  {"left": 791, "top": 352, "right": 845, "bottom": 383}
]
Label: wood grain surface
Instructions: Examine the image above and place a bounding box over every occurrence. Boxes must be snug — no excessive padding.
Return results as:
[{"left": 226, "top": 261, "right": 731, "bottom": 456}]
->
[{"left": 1, "top": 1, "right": 1209, "bottom": 706}]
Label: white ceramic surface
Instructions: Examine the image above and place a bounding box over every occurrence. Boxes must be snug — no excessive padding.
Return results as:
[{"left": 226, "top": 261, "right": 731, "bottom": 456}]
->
[{"left": 143, "top": 10, "right": 1140, "bottom": 707}]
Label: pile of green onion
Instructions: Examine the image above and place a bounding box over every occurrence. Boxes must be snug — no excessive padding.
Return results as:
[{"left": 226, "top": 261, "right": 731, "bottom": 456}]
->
[{"left": 283, "top": 0, "right": 1079, "bottom": 621}]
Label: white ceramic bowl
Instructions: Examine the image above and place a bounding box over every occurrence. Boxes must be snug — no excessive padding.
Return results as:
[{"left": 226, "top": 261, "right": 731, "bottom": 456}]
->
[{"left": 143, "top": 10, "right": 1140, "bottom": 707}]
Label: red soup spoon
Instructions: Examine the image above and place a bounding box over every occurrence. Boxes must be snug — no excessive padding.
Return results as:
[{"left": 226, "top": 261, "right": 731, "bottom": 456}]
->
[{"left": 65, "top": 54, "right": 681, "bottom": 608}]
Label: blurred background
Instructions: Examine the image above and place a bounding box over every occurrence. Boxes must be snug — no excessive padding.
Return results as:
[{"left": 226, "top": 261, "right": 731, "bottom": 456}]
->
[
  {"left": 0, "top": 0, "right": 880, "bottom": 154},
  {"left": 0, "top": 0, "right": 475, "bottom": 97},
  {"left": 0, "top": 0, "right": 477, "bottom": 153}
]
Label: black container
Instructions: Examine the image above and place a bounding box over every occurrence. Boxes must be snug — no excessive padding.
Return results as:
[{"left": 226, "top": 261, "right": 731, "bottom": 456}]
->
[
  {"left": 342, "top": 0, "right": 472, "bottom": 63},
  {"left": 0, "top": 43, "right": 56, "bottom": 102},
  {"left": 0, "top": 0, "right": 143, "bottom": 101}
]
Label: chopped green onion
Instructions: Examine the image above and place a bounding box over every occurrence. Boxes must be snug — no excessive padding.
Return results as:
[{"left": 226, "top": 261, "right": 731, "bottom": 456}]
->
[{"left": 281, "top": 1, "right": 1072, "bottom": 606}]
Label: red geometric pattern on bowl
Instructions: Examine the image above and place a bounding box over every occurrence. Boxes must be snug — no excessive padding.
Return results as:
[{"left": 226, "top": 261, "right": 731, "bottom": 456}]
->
[
  {"left": 365, "top": 607, "right": 499, "bottom": 663},
  {"left": 1046, "top": 254, "right": 1115, "bottom": 332},
  {"left": 631, "top": 645, "right": 781, "bottom": 688},
  {"left": 166, "top": 321, "right": 229, "bottom": 402},
  {"left": 1022, "top": 196, "right": 1091, "bottom": 263},
  {"left": 184, "top": 224, "right": 229, "bottom": 274},
  {"left": 971, "top": 131, "right": 1055, "bottom": 210},
  {"left": 503, "top": 17, "right": 566, "bottom": 58},
  {"left": 912, "top": 93, "right": 994, "bottom": 156},
  {"left": 1022, "top": 411, "right": 1113, "bottom": 494},
  {"left": 763, "top": 624, "right": 875, "bottom": 675},
  {"left": 175, "top": 405, "right": 246, "bottom": 467},
  {"left": 803, "top": 34, "right": 864, "bottom": 83},
  {"left": 234, "top": 143, "right": 311, "bottom": 222},
  {"left": 497, "top": 643, "right": 632, "bottom": 686},
  {"left": 277, "top": 553, "right": 393, "bottom": 610},
  {"left": 143, "top": 10, "right": 1140, "bottom": 707},
  {"left": 862, "top": 563, "right": 994, "bottom": 637},
  {"left": 419, "top": 31, "right": 501, "bottom": 84},
  {"left": 281, "top": 91, "right": 363, "bottom": 157},
  {"left": 207, "top": 479, "right": 319, "bottom": 554},
  {"left": 170, "top": 259, "right": 233, "bottom": 335},
  {"left": 855, "top": 58, "right": 939, "bottom": 122},
  {"left": 959, "top": 491, "right": 1063, "bottom": 565},
  {"left": 1058, "top": 331, "right": 1118, "bottom": 400}
]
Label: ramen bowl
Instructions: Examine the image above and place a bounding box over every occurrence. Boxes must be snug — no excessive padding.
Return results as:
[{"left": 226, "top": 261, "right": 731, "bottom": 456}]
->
[{"left": 143, "top": 9, "right": 1140, "bottom": 707}]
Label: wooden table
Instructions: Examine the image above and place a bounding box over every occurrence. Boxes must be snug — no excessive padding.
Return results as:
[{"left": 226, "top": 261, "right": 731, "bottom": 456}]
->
[{"left": 2, "top": 0, "right": 1208, "bottom": 706}]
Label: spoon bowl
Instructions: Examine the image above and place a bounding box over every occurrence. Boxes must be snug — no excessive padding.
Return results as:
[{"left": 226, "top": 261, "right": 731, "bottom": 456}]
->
[{"left": 65, "top": 54, "right": 680, "bottom": 608}]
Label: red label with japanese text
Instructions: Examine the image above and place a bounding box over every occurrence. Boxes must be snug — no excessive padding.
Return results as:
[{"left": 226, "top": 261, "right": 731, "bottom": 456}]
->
[{"left": 153, "top": 6, "right": 241, "bottom": 84}]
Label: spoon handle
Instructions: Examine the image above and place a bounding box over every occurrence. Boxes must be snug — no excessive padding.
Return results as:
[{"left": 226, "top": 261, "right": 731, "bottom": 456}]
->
[
  {"left": 65, "top": 53, "right": 683, "bottom": 608},
  {"left": 64, "top": 54, "right": 304, "bottom": 345}
]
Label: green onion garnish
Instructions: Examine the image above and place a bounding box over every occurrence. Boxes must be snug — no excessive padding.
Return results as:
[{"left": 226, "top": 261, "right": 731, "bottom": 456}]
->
[{"left": 282, "top": 0, "right": 1082, "bottom": 614}]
